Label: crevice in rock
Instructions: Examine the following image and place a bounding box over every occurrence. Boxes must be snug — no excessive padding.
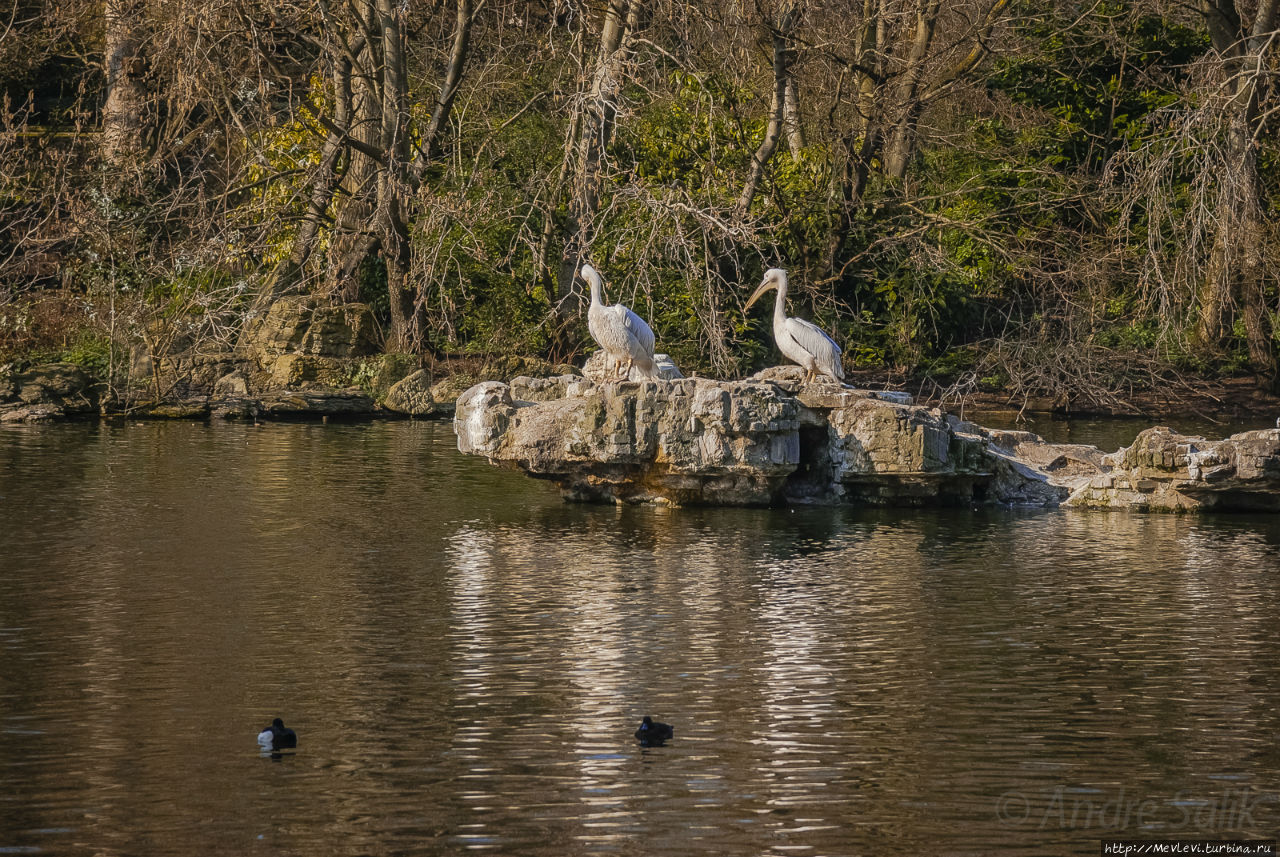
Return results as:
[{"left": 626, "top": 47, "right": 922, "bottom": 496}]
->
[{"left": 782, "top": 425, "right": 837, "bottom": 504}]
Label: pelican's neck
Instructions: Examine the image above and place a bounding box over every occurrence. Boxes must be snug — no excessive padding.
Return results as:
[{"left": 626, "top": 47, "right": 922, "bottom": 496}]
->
[
  {"left": 587, "top": 271, "right": 604, "bottom": 308},
  {"left": 772, "top": 274, "right": 789, "bottom": 327}
]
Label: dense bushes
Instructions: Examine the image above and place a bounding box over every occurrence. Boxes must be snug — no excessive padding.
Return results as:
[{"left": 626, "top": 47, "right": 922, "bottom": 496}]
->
[{"left": 1, "top": 0, "right": 1276, "bottom": 402}]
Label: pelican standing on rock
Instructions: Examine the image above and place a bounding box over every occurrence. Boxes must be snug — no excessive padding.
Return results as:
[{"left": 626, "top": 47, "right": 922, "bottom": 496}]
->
[
  {"left": 745, "top": 268, "right": 845, "bottom": 385},
  {"left": 580, "top": 263, "right": 656, "bottom": 381}
]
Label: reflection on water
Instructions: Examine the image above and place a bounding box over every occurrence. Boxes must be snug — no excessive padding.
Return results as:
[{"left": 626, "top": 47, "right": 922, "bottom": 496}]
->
[{"left": 1, "top": 421, "right": 1278, "bottom": 856}]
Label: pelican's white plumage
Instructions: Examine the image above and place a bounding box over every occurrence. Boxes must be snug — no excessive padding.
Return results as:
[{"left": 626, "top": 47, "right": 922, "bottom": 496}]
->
[
  {"left": 745, "top": 268, "right": 844, "bottom": 384},
  {"left": 580, "top": 264, "right": 656, "bottom": 380}
]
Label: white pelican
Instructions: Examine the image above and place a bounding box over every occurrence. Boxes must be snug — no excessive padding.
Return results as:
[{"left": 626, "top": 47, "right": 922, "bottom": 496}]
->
[
  {"left": 580, "top": 263, "right": 656, "bottom": 381},
  {"left": 745, "top": 268, "right": 845, "bottom": 384}
]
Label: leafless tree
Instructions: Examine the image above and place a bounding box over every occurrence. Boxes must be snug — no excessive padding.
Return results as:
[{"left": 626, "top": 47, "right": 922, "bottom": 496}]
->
[{"left": 1108, "top": 0, "right": 1278, "bottom": 377}]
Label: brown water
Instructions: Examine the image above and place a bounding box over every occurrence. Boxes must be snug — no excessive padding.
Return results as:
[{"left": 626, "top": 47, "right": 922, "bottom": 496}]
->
[{"left": 1, "top": 420, "right": 1278, "bottom": 856}]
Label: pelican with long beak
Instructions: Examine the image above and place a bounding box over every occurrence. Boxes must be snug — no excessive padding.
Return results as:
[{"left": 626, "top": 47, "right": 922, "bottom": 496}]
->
[
  {"left": 745, "top": 268, "right": 844, "bottom": 384},
  {"left": 580, "top": 264, "right": 657, "bottom": 381}
]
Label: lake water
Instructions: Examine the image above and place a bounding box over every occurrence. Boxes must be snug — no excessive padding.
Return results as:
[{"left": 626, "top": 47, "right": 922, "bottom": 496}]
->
[{"left": 2, "top": 419, "right": 1278, "bottom": 856}]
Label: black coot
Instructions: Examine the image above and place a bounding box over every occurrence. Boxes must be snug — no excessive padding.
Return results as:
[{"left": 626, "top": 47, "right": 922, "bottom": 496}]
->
[
  {"left": 257, "top": 718, "right": 298, "bottom": 749},
  {"left": 635, "top": 716, "right": 673, "bottom": 745}
]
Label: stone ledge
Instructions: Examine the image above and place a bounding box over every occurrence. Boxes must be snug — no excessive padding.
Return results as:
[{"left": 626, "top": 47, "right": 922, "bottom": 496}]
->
[
  {"left": 454, "top": 371, "right": 1280, "bottom": 512},
  {"left": 456, "top": 373, "right": 1085, "bottom": 508}
]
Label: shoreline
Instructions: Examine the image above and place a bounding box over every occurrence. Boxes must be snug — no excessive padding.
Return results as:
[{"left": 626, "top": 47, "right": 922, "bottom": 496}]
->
[
  {"left": 6, "top": 331, "right": 1280, "bottom": 426},
  {"left": 4, "top": 363, "right": 1278, "bottom": 426}
]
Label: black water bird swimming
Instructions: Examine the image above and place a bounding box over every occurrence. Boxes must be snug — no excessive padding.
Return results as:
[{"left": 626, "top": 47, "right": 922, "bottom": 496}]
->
[
  {"left": 257, "top": 718, "right": 298, "bottom": 750},
  {"left": 635, "top": 716, "right": 674, "bottom": 745}
]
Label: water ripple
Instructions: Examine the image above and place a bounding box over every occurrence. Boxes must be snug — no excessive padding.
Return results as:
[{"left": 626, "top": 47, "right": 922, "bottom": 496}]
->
[{"left": 1, "top": 422, "right": 1279, "bottom": 855}]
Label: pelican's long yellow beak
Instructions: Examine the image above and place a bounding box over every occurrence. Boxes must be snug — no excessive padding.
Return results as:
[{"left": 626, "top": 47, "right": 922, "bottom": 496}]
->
[{"left": 744, "top": 281, "right": 774, "bottom": 312}]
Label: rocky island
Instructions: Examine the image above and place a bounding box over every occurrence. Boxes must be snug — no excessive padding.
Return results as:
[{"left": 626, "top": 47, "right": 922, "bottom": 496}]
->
[{"left": 455, "top": 367, "right": 1280, "bottom": 513}]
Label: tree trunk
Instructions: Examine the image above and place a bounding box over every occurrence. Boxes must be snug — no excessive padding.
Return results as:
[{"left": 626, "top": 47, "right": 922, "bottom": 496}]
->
[
  {"left": 102, "top": 0, "right": 147, "bottom": 171},
  {"left": 414, "top": 0, "right": 473, "bottom": 176},
  {"left": 784, "top": 79, "right": 805, "bottom": 161},
  {"left": 261, "top": 48, "right": 358, "bottom": 308},
  {"left": 825, "top": 0, "right": 881, "bottom": 274},
  {"left": 326, "top": 3, "right": 383, "bottom": 301},
  {"left": 279, "top": 0, "right": 472, "bottom": 351},
  {"left": 375, "top": 0, "right": 421, "bottom": 352},
  {"left": 1193, "top": 0, "right": 1277, "bottom": 377},
  {"left": 736, "top": 3, "right": 799, "bottom": 217},
  {"left": 553, "top": 0, "right": 638, "bottom": 321},
  {"left": 882, "top": 0, "right": 940, "bottom": 181}
]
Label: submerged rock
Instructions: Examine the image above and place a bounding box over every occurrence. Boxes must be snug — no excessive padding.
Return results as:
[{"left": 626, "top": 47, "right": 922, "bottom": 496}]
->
[
  {"left": 454, "top": 372, "right": 1280, "bottom": 512},
  {"left": 136, "top": 401, "right": 211, "bottom": 419},
  {"left": 257, "top": 389, "right": 377, "bottom": 418}
]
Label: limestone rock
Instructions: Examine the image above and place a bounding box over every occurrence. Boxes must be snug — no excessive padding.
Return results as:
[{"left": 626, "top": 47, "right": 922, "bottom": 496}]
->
[
  {"left": 456, "top": 376, "right": 801, "bottom": 505},
  {"left": 364, "top": 353, "right": 419, "bottom": 399},
  {"left": 0, "top": 362, "right": 97, "bottom": 422},
  {"left": 1064, "top": 426, "right": 1280, "bottom": 511},
  {"left": 212, "top": 399, "right": 260, "bottom": 421},
  {"left": 581, "top": 350, "right": 684, "bottom": 382},
  {"left": 395, "top": 358, "right": 580, "bottom": 418},
  {"left": 384, "top": 369, "right": 437, "bottom": 417},
  {"left": 124, "top": 346, "right": 252, "bottom": 400},
  {"left": 750, "top": 366, "right": 914, "bottom": 407},
  {"left": 136, "top": 401, "right": 211, "bottom": 419},
  {"left": 1, "top": 404, "right": 64, "bottom": 423},
  {"left": 243, "top": 296, "right": 378, "bottom": 359},
  {"left": 163, "top": 353, "right": 252, "bottom": 397},
  {"left": 454, "top": 371, "right": 1086, "bottom": 508},
  {"left": 509, "top": 374, "right": 575, "bottom": 403},
  {"left": 232, "top": 297, "right": 381, "bottom": 400},
  {"left": 15, "top": 363, "right": 93, "bottom": 401},
  {"left": 265, "top": 353, "right": 355, "bottom": 390},
  {"left": 457, "top": 368, "right": 1280, "bottom": 510},
  {"left": 427, "top": 375, "right": 480, "bottom": 416},
  {"left": 258, "top": 389, "right": 377, "bottom": 418},
  {"left": 213, "top": 371, "right": 250, "bottom": 398}
]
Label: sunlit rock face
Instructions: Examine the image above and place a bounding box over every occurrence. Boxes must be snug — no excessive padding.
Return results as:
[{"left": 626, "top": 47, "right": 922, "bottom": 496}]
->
[
  {"left": 242, "top": 296, "right": 379, "bottom": 360},
  {"left": 455, "top": 372, "right": 1280, "bottom": 510},
  {"left": 383, "top": 370, "right": 437, "bottom": 417},
  {"left": 1065, "top": 426, "right": 1280, "bottom": 512},
  {"left": 456, "top": 377, "right": 808, "bottom": 505},
  {"left": 456, "top": 373, "right": 1089, "bottom": 508}
]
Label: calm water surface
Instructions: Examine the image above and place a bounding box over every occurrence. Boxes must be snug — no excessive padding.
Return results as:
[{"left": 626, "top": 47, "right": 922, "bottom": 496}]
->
[{"left": 1, "top": 420, "right": 1278, "bottom": 856}]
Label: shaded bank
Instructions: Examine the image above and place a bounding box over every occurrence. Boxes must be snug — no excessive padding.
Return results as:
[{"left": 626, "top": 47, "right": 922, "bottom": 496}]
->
[{"left": 5, "top": 295, "right": 1280, "bottom": 428}]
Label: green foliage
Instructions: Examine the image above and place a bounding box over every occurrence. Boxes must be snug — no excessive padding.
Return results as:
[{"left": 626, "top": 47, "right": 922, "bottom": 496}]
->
[
  {"left": 24, "top": 331, "right": 113, "bottom": 381},
  {"left": 241, "top": 78, "right": 329, "bottom": 266},
  {"left": 411, "top": 187, "right": 551, "bottom": 355},
  {"left": 8, "top": 0, "right": 1269, "bottom": 398},
  {"left": 356, "top": 256, "right": 390, "bottom": 329},
  {"left": 348, "top": 353, "right": 418, "bottom": 398},
  {"left": 804, "top": 2, "right": 1216, "bottom": 374},
  {"left": 988, "top": 2, "right": 1207, "bottom": 168},
  {"left": 620, "top": 72, "right": 753, "bottom": 191}
]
